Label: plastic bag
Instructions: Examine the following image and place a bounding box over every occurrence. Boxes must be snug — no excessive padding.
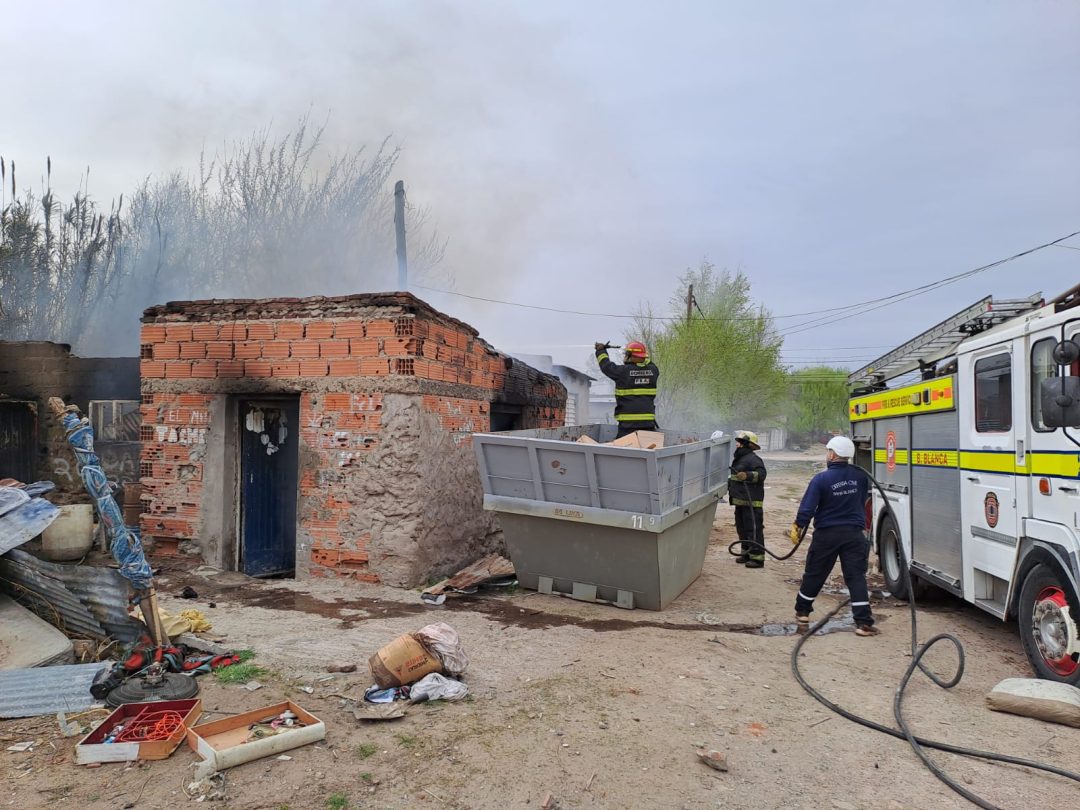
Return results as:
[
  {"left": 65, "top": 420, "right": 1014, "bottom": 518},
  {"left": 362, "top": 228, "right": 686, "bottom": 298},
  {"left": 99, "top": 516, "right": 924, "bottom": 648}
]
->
[
  {"left": 409, "top": 673, "right": 469, "bottom": 703},
  {"left": 986, "top": 678, "right": 1080, "bottom": 728},
  {"left": 415, "top": 622, "right": 469, "bottom": 676}
]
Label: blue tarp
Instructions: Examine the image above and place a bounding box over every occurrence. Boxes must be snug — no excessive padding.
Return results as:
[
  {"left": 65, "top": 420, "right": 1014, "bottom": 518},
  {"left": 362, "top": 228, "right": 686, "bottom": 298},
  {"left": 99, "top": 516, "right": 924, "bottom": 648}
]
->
[{"left": 56, "top": 411, "right": 153, "bottom": 592}]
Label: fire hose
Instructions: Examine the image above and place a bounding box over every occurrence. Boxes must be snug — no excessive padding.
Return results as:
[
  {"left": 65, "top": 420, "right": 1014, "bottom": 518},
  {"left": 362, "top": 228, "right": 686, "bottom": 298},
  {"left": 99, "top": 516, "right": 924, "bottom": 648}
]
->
[{"left": 727, "top": 470, "right": 1080, "bottom": 807}]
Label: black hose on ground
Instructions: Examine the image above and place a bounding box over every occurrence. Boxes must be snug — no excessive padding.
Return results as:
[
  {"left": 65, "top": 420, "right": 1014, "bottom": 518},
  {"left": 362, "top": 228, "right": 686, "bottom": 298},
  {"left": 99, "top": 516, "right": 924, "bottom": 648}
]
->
[
  {"left": 726, "top": 479, "right": 808, "bottom": 561},
  {"left": 787, "top": 464, "right": 1080, "bottom": 808}
]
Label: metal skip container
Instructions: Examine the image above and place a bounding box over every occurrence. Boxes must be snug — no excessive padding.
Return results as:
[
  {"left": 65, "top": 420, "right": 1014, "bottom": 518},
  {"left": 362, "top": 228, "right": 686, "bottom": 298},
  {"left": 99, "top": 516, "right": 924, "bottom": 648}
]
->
[{"left": 473, "top": 425, "right": 733, "bottom": 610}]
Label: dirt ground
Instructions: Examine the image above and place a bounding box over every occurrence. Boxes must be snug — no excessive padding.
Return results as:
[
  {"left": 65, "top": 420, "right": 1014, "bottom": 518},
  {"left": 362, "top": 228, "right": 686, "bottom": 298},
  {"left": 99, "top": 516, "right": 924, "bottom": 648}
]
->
[{"left": 2, "top": 452, "right": 1077, "bottom": 810}]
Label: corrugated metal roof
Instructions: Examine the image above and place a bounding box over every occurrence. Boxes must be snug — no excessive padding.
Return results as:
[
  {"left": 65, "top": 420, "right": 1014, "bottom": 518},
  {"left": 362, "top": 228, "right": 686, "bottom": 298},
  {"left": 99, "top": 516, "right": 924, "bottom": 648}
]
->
[
  {"left": 0, "top": 498, "right": 60, "bottom": 556},
  {"left": 0, "top": 662, "right": 107, "bottom": 718},
  {"left": 0, "top": 550, "right": 146, "bottom": 642}
]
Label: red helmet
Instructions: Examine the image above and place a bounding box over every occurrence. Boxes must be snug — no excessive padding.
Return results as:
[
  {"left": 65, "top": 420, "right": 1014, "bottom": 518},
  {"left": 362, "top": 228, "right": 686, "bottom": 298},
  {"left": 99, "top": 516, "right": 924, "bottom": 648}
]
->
[{"left": 624, "top": 341, "right": 649, "bottom": 360}]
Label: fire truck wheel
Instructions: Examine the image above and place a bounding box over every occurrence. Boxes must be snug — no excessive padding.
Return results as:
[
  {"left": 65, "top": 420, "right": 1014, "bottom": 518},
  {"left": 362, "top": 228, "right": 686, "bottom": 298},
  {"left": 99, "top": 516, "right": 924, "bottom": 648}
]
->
[
  {"left": 1018, "top": 563, "right": 1080, "bottom": 685},
  {"left": 878, "top": 512, "right": 912, "bottom": 600}
]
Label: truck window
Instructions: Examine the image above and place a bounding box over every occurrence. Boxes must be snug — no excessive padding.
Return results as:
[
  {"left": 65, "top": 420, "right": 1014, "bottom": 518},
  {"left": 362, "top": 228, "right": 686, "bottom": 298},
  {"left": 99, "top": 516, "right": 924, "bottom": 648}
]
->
[
  {"left": 974, "top": 353, "right": 1012, "bottom": 432},
  {"left": 1031, "top": 338, "right": 1057, "bottom": 432}
]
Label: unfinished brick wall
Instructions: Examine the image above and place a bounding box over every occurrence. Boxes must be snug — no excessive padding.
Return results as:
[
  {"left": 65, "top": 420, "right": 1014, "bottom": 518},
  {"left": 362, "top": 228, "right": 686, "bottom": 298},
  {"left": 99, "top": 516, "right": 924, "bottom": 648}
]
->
[
  {"left": 138, "top": 293, "right": 565, "bottom": 586},
  {"left": 0, "top": 342, "right": 140, "bottom": 501}
]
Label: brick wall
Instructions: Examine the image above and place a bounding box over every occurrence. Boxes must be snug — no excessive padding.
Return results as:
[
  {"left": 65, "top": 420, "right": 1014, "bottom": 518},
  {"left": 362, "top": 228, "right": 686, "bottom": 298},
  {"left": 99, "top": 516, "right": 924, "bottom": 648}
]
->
[
  {"left": 0, "top": 342, "right": 140, "bottom": 501},
  {"left": 138, "top": 294, "right": 566, "bottom": 585}
]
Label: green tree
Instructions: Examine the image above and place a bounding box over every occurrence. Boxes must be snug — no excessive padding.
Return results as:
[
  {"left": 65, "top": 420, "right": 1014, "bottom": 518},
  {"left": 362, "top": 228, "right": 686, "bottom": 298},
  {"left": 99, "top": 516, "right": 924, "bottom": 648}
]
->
[
  {"left": 631, "top": 262, "right": 787, "bottom": 431},
  {"left": 786, "top": 366, "right": 850, "bottom": 442}
]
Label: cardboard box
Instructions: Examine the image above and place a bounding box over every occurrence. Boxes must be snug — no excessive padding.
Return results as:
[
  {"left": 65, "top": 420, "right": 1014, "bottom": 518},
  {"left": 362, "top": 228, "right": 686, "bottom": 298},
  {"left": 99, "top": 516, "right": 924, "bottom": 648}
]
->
[
  {"left": 610, "top": 430, "right": 665, "bottom": 450},
  {"left": 186, "top": 700, "right": 324, "bottom": 780},
  {"left": 76, "top": 699, "right": 202, "bottom": 764},
  {"left": 575, "top": 435, "right": 599, "bottom": 445},
  {"left": 369, "top": 633, "right": 442, "bottom": 688}
]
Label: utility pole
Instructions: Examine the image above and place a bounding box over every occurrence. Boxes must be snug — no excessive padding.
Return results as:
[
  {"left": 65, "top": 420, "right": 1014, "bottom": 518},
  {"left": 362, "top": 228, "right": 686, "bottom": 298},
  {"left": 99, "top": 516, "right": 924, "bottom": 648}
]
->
[
  {"left": 686, "top": 284, "right": 695, "bottom": 323},
  {"left": 394, "top": 180, "right": 408, "bottom": 291}
]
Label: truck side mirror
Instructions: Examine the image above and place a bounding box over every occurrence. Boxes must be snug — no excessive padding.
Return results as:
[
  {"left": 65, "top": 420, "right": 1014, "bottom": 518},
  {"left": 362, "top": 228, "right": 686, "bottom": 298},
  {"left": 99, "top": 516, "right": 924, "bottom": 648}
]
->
[
  {"left": 1040, "top": 377, "right": 1080, "bottom": 428},
  {"left": 1052, "top": 339, "right": 1080, "bottom": 366}
]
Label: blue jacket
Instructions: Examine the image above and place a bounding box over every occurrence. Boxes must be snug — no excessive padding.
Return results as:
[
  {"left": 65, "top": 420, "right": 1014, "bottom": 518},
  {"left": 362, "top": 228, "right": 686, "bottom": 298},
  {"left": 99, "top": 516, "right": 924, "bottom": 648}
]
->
[{"left": 795, "top": 461, "right": 869, "bottom": 530}]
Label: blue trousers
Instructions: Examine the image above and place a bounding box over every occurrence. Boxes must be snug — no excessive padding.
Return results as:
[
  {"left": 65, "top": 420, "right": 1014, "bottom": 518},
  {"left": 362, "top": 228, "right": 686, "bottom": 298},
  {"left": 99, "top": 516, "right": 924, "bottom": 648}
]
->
[{"left": 795, "top": 525, "right": 874, "bottom": 626}]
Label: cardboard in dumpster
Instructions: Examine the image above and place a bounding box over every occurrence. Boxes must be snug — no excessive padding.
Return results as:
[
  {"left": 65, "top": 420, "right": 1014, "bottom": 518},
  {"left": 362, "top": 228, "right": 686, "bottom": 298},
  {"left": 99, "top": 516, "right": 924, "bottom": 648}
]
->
[
  {"left": 187, "top": 700, "right": 325, "bottom": 779},
  {"left": 369, "top": 633, "right": 443, "bottom": 688},
  {"left": 610, "top": 430, "right": 665, "bottom": 450},
  {"left": 76, "top": 699, "right": 202, "bottom": 764}
]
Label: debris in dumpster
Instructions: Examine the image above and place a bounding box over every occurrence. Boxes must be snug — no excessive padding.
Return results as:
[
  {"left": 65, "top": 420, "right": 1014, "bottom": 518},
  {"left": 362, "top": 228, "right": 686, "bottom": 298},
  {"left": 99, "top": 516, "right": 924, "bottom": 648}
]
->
[
  {"left": 696, "top": 749, "right": 729, "bottom": 772},
  {"left": 421, "top": 554, "right": 517, "bottom": 604},
  {"left": 354, "top": 703, "right": 408, "bottom": 722},
  {"left": 987, "top": 678, "right": 1080, "bottom": 728},
  {"left": 610, "top": 430, "right": 665, "bottom": 449},
  {"left": 76, "top": 699, "right": 202, "bottom": 764},
  {"left": 409, "top": 673, "right": 469, "bottom": 703},
  {"left": 575, "top": 435, "right": 599, "bottom": 445},
  {"left": 187, "top": 700, "right": 326, "bottom": 780}
]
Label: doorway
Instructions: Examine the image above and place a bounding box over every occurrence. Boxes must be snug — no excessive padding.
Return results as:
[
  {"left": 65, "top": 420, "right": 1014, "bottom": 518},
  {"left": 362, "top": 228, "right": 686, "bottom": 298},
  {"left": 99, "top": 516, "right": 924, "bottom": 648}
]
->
[
  {"left": 238, "top": 398, "right": 299, "bottom": 577},
  {"left": 0, "top": 402, "right": 37, "bottom": 483}
]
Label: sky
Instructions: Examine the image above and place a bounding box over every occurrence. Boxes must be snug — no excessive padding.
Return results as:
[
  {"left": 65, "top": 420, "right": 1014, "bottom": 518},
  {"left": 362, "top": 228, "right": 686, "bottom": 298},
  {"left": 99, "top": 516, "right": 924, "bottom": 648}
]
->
[{"left": 3, "top": 1, "right": 1078, "bottom": 369}]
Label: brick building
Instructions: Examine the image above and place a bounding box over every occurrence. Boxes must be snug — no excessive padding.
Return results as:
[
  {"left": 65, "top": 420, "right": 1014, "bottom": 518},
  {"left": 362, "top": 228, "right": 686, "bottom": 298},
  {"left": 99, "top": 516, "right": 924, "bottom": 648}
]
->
[
  {"left": 138, "top": 293, "right": 565, "bottom": 586},
  {"left": 0, "top": 342, "right": 140, "bottom": 500}
]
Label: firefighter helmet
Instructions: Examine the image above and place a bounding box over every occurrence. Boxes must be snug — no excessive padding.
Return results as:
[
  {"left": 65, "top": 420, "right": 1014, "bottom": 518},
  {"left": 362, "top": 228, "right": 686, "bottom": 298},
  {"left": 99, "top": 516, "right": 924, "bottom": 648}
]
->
[
  {"left": 624, "top": 341, "right": 649, "bottom": 361},
  {"left": 734, "top": 430, "right": 760, "bottom": 449},
  {"left": 826, "top": 435, "right": 855, "bottom": 459}
]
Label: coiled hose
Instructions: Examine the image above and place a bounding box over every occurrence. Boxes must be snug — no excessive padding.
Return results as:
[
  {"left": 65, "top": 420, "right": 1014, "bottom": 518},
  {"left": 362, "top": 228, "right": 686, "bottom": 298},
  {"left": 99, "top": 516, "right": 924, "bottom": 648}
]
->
[{"left": 728, "top": 466, "right": 1080, "bottom": 807}]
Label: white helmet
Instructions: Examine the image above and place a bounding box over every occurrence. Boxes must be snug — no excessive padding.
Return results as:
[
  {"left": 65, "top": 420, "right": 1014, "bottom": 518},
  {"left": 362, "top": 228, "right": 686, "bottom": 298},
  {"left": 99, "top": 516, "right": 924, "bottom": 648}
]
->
[{"left": 826, "top": 435, "right": 855, "bottom": 459}]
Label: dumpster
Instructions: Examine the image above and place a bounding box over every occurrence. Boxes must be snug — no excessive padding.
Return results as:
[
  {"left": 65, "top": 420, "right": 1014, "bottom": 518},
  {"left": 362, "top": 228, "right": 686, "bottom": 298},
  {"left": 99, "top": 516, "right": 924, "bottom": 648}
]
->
[{"left": 473, "top": 425, "right": 733, "bottom": 610}]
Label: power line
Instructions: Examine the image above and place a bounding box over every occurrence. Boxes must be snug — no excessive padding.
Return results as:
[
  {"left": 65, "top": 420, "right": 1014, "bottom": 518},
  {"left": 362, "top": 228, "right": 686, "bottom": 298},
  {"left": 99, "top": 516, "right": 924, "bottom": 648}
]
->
[
  {"left": 415, "top": 229, "right": 1080, "bottom": 327},
  {"left": 779, "top": 228, "right": 1080, "bottom": 337}
]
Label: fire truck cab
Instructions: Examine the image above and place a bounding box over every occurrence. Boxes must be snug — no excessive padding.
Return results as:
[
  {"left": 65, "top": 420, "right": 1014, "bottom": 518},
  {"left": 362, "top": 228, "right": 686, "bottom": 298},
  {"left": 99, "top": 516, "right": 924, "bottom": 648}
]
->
[{"left": 849, "top": 286, "right": 1080, "bottom": 684}]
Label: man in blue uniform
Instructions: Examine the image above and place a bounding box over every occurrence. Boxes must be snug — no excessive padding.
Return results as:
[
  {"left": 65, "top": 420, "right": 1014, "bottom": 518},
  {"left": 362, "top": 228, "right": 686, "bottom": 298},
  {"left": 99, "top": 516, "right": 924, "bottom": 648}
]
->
[{"left": 788, "top": 436, "right": 879, "bottom": 636}]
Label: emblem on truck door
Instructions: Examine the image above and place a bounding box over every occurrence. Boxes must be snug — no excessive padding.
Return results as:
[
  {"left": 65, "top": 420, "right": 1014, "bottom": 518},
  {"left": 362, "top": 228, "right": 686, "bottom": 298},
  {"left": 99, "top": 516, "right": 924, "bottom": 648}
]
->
[
  {"left": 984, "top": 492, "right": 1000, "bottom": 528},
  {"left": 885, "top": 431, "right": 897, "bottom": 472}
]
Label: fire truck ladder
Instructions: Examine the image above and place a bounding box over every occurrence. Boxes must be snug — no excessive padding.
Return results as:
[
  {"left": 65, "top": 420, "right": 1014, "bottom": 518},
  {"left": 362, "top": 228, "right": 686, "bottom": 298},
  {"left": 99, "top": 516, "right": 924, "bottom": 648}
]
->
[{"left": 847, "top": 293, "right": 1044, "bottom": 391}]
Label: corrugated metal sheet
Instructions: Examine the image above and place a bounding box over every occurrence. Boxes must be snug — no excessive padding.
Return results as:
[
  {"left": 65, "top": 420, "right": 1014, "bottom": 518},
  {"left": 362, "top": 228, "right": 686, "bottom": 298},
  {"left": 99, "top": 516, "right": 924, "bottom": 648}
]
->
[
  {"left": 0, "top": 550, "right": 146, "bottom": 642},
  {"left": 0, "top": 497, "right": 60, "bottom": 556},
  {"left": 0, "top": 662, "right": 107, "bottom": 718}
]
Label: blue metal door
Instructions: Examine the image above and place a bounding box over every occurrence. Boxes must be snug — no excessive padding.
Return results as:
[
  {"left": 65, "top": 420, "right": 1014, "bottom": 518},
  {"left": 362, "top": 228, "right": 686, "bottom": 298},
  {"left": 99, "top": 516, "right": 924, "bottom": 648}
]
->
[{"left": 240, "top": 399, "right": 299, "bottom": 577}]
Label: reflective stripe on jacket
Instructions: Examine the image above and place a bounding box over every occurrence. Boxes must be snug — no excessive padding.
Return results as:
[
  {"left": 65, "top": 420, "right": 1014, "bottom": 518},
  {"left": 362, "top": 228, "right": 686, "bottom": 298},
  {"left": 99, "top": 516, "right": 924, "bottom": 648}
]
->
[{"left": 596, "top": 348, "right": 659, "bottom": 425}]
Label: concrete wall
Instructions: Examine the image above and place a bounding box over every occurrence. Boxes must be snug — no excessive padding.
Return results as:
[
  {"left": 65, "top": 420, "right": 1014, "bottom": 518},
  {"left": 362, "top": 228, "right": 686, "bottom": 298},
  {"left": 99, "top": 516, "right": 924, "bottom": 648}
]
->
[
  {"left": 138, "top": 294, "right": 565, "bottom": 586},
  {"left": 0, "top": 342, "right": 140, "bottom": 500}
]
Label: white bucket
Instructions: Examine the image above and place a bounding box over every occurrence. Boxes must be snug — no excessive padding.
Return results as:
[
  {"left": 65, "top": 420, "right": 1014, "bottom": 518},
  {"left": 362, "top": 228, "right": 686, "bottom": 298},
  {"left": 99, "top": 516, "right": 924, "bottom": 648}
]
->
[{"left": 41, "top": 504, "right": 95, "bottom": 561}]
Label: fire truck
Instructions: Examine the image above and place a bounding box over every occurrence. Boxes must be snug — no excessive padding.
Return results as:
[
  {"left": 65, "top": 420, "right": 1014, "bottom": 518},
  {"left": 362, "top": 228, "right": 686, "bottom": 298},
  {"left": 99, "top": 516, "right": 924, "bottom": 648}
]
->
[{"left": 848, "top": 285, "right": 1080, "bottom": 684}]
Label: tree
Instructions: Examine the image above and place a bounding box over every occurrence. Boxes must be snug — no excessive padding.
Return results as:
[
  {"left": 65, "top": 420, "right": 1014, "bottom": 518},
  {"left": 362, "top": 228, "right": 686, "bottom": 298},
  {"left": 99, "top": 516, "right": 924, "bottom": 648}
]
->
[
  {"left": 631, "top": 262, "right": 787, "bottom": 432},
  {"left": 786, "top": 366, "right": 850, "bottom": 443},
  {"left": 0, "top": 116, "right": 445, "bottom": 355}
]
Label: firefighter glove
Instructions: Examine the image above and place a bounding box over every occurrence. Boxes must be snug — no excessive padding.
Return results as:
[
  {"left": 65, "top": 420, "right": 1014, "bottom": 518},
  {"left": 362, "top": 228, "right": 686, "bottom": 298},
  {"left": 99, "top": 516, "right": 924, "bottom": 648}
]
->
[
  {"left": 788, "top": 523, "right": 803, "bottom": 545},
  {"left": 594, "top": 342, "right": 607, "bottom": 352}
]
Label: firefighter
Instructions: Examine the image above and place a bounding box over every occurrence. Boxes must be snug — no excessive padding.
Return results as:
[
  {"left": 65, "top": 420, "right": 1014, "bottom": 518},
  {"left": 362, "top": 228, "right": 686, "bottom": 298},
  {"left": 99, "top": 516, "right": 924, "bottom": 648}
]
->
[
  {"left": 594, "top": 340, "right": 659, "bottom": 438},
  {"left": 729, "top": 430, "right": 767, "bottom": 568},
  {"left": 789, "top": 436, "right": 879, "bottom": 636}
]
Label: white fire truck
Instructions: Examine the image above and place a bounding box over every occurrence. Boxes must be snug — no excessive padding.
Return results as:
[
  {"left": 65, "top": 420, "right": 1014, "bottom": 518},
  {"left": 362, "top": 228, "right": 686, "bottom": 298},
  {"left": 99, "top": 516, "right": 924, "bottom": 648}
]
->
[{"left": 849, "top": 286, "right": 1080, "bottom": 684}]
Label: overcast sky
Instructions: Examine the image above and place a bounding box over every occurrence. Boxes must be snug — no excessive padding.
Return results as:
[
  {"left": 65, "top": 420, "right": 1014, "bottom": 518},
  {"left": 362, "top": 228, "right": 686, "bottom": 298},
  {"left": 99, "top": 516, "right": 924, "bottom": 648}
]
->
[{"left": 3, "top": 1, "right": 1078, "bottom": 368}]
